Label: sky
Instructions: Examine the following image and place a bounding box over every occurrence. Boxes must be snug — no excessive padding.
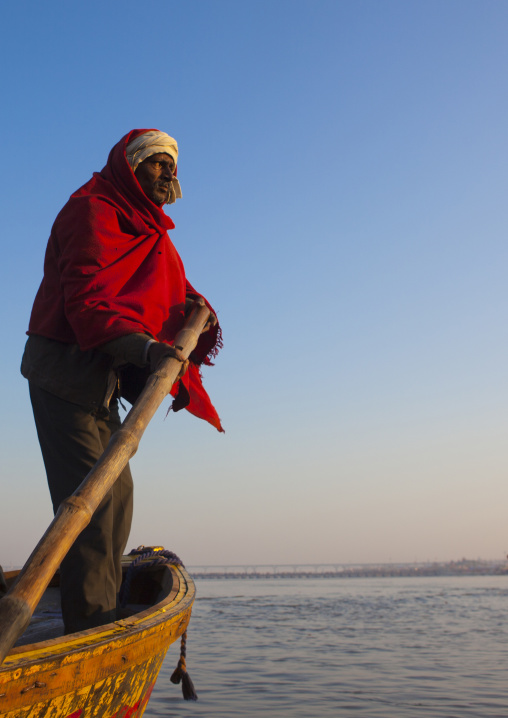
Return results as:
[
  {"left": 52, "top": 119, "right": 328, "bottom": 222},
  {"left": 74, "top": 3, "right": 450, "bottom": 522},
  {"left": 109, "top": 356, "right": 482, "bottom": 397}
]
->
[{"left": 1, "top": 0, "right": 507, "bottom": 569}]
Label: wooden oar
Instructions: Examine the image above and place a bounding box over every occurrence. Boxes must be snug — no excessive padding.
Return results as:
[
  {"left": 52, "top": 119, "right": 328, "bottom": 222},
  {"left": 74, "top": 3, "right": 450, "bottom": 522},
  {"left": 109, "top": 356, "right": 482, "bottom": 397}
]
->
[{"left": 0, "top": 299, "right": 212, "bottom": 666}]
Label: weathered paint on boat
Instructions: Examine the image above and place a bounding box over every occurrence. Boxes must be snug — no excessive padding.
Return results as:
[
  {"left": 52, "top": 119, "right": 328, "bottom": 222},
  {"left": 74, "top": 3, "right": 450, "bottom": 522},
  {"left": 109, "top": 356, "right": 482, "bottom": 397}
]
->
[{"left": 0, "top": 561, "right": 195, "bottom": 718}]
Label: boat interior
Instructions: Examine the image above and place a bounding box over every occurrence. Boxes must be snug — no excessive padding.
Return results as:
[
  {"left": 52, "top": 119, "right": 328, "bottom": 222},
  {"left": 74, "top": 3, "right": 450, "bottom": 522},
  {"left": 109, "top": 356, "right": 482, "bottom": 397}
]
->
[{"left": 1, "top": 561, "right": 175, "bottom": 647}]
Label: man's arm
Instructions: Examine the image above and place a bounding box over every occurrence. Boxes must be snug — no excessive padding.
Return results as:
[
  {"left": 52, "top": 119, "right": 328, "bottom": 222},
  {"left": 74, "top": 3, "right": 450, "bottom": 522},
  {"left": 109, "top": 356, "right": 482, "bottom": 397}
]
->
[
  {"left": 100, "top": 333, "right": 153, "bottom": 367},
  {"left": 100, "top": 333, "right": 187, "bottom": 373}
]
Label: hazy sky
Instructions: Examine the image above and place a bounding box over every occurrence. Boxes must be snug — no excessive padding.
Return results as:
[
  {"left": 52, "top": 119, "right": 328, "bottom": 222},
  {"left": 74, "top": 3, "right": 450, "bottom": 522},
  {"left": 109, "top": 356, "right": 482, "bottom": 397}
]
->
[{"left": 1, "top": 1, "right": 507, "bottom": 568}]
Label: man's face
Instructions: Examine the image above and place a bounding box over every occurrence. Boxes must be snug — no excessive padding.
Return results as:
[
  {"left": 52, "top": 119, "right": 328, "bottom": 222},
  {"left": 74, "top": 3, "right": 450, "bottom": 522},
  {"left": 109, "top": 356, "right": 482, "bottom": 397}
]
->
[{"left": 134, "top": 152, "right": 176, "bottom": 205}]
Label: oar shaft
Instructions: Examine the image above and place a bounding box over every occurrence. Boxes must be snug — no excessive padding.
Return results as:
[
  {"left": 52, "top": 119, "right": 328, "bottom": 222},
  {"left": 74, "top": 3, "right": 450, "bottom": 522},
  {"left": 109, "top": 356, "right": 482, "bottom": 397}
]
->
[{"left": 0, "top": 300, "right": 211, "bottom": 665}]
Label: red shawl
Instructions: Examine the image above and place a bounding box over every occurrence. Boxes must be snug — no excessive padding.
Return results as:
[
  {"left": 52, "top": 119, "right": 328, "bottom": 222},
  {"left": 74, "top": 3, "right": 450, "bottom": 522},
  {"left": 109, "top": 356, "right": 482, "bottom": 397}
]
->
[{"left": 28, "top": 129, "right": 223, "bottom": 432}]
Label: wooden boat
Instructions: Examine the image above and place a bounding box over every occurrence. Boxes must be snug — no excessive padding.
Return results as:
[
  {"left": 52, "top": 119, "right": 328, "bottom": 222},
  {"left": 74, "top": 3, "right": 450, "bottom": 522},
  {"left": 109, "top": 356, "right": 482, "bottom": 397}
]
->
[{"left": 0, "top": 550, "right": 196, "bottom": 718}]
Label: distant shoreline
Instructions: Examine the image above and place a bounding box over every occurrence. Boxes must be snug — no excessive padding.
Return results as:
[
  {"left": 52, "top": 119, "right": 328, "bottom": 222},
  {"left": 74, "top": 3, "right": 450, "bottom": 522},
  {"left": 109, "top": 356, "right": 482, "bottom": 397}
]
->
[{"left": 190, "top": 560, "right": 508, "bottom": 580}]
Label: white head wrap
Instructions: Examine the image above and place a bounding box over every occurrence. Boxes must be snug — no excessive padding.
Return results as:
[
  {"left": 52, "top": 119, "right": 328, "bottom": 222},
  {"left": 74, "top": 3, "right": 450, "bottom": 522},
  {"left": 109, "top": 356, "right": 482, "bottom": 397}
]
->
[{"left": 126, "top": 130, "right": 182, "bottom": 204}]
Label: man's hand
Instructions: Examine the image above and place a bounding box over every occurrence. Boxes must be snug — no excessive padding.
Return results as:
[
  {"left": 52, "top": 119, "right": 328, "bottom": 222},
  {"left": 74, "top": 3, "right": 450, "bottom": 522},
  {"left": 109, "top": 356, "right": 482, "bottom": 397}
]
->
[
  {"left": 148, "top": 342, "right": 189, "bottom": 378},
  {"left": 185, "top": 297, "right": 217, "bottom": 334},
  {"left": 202, "top": 310, "right": 218, "bottom": 333}
]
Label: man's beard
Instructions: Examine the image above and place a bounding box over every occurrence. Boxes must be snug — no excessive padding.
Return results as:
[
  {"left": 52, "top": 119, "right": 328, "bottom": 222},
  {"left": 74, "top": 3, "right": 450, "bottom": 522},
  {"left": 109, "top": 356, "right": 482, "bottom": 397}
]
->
[{"left": 150, "top": 183, "right": 171, "bottom": 205}]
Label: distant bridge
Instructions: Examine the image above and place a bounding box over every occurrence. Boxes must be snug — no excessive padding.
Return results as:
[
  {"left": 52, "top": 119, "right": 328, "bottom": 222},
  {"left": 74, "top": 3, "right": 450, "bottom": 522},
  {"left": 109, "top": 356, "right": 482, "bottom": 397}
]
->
[{"left": 187, "top": 560, "right": 507, "bottom": 580}]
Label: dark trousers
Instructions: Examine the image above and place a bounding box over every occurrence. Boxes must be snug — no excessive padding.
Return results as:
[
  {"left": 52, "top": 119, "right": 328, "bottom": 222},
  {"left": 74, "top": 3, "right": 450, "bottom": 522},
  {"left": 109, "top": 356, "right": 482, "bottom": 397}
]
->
[{"left": 29, "top": 384, "right": 133, "bottom": 634}]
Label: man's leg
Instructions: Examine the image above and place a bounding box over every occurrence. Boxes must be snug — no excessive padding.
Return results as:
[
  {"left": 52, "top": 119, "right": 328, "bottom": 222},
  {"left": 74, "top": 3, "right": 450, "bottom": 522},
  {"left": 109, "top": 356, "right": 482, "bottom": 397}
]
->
[
  {"left": 29, "top": 384, "right": 133, "bottom": 633},
  {"left": 96, "top": 401, "right": 134, "bottom": 598}
]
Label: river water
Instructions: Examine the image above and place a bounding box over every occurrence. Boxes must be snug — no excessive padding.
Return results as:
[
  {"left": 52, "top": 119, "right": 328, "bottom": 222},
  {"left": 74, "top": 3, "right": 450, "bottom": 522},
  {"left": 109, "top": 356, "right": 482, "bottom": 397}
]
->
[{"left": 144, "top": 575, "right": 508, "bottom": 717}]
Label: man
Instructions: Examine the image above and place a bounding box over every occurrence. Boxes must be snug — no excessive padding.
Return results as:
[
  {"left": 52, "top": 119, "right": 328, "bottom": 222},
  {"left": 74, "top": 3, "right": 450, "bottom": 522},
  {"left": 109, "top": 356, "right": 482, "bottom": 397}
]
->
[{"left": 21, "top": 129, "right": 222, "bottom": 634}]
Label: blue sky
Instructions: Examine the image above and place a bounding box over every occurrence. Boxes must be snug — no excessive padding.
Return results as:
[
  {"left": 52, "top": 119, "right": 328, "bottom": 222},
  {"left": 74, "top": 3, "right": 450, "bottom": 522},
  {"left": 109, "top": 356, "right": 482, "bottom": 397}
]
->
[{"left": 1, "top": 1, "right": 507, "bottom": 568}]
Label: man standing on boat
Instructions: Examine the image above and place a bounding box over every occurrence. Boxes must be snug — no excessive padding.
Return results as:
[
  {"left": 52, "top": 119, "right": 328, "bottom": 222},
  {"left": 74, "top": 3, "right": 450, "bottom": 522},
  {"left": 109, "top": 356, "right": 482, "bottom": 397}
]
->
[{"left": 21, "top": 130, "right": 223, "bottom": 634}]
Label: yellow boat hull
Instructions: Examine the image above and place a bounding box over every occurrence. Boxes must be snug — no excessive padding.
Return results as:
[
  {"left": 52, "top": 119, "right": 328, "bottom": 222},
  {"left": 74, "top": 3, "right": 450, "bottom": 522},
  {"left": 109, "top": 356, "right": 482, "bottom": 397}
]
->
[{"left": 0, "top": 562, "right": 195, "bottom": 718}]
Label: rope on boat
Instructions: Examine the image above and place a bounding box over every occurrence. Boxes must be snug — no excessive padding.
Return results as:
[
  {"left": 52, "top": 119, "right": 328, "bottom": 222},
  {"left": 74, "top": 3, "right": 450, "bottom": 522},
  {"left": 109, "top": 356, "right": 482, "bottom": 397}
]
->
[
  {"left": 170, "top": 627, "right": 198, "bottom": 701},
  {"left": 121, "top": 546, "right": 198, "bottom": 701}
]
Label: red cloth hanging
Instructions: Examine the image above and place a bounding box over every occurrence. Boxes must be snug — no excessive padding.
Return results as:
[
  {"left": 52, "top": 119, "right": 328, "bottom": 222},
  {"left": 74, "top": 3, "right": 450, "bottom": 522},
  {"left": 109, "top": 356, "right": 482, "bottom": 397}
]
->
[{"left": 28, "top": 129, "right": 223, "bottom": 432}]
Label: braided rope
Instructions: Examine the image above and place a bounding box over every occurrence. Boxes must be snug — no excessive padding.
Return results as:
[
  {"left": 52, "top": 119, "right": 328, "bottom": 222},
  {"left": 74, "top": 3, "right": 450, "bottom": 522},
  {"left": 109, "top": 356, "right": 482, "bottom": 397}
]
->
[
  {"left": 120, "top": 546, "right": 198, "bottom": 701},
  {"left": 174, "top": 630, "right": 188, "bottom": 673},
  {"left": 170, "top": 630, "right": 197, "bottom": 700}
]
